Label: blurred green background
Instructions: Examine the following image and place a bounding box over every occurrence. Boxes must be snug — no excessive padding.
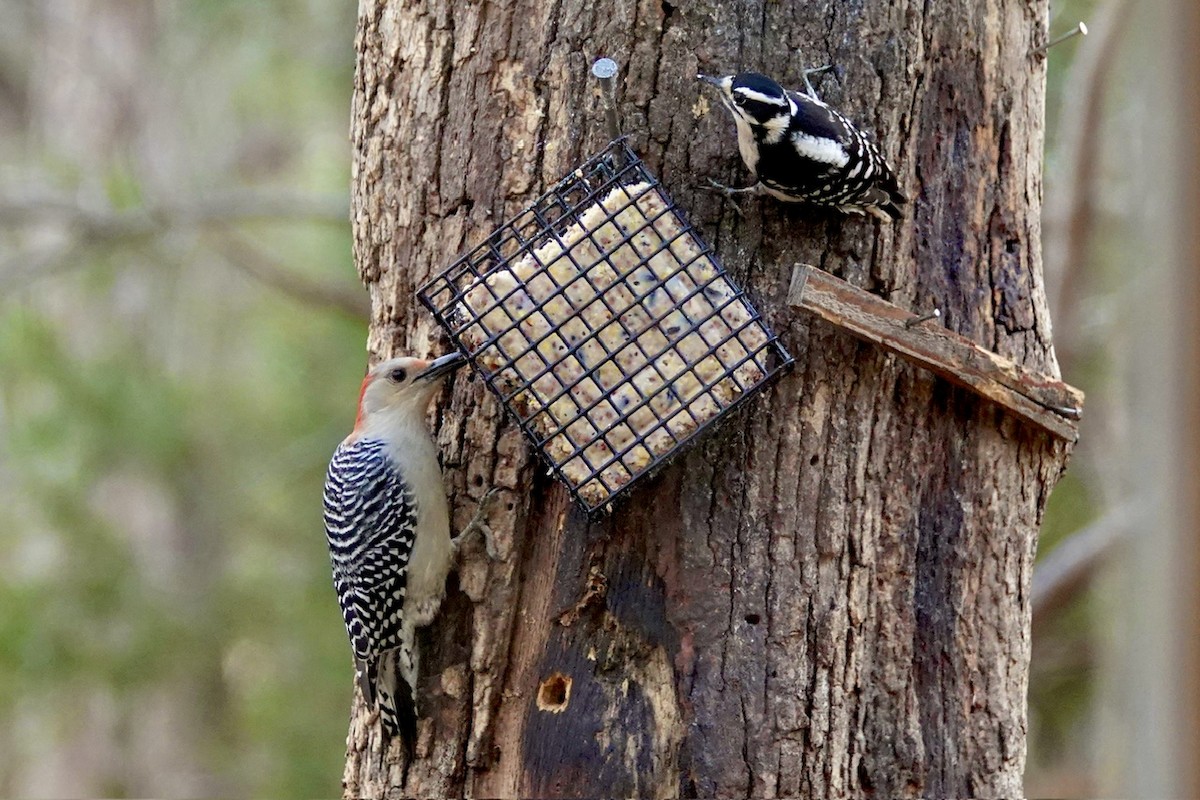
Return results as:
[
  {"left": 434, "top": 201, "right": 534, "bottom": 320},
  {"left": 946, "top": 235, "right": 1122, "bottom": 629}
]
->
[
  {"left": 0, "top": 3, "right": 363, "bottom": 795},
  {"left": 0, "top": 0, "right": 1153, "bottom": 796}
]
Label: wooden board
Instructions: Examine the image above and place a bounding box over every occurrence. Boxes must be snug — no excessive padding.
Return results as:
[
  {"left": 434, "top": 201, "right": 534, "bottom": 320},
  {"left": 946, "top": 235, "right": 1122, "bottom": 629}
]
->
[{"left": 787, "top": 264, "right": 1084, "bottom": 442}]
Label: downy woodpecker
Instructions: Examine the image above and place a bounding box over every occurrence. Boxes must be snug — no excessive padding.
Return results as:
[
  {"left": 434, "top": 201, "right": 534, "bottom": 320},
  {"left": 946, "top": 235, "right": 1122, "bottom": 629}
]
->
[
  {"left": 323, "top": 352, "right": 466, "bottom": 747},
  {"left": 698, "top": 70, "right": 906, "bottom": 220}
]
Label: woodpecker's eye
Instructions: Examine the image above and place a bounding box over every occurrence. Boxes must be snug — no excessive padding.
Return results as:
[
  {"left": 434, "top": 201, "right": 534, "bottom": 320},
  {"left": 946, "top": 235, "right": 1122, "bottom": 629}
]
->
[
  {"left": 389, "top": 367, "right": 408, "bottom": 383},
  {"left": 732, "top": 93, "right": 747, "bottom": 107}
]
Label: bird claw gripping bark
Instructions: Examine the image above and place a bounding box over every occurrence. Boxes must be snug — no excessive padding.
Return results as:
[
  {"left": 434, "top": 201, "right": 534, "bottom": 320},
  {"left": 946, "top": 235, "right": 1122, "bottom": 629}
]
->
[
  {"left": 801, "top": 64, "right": 834, "bottom": 100},
  {"left": 453, "top": 486, "right": 502, "bottom": 561},
  {"left": 704, "top": 176, "right": 760, "bottom": 197},
  {"left": 702, "top": 178, "right": 754, "bottom": 217}
]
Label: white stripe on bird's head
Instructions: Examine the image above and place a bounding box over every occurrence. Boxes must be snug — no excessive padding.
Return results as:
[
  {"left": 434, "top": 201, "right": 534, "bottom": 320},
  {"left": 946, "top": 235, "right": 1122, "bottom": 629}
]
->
[{"left": 732, "top": 86, "right": 788, "bottom": 107}]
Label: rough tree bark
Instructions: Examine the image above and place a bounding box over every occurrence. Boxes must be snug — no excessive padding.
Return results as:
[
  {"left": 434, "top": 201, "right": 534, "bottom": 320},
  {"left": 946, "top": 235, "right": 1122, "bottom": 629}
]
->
[{"left": 345, "top": 0, "right": 1067, "bottom": 797}]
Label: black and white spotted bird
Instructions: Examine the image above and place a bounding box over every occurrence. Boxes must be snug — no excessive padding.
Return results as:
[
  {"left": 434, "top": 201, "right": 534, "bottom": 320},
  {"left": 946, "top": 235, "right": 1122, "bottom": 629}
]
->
[
  {"left": 698, "top": 70, "right": 906, "bottom": 220},
  {"left": 323, "top": 351, "right": 481, "bottom": 749}
]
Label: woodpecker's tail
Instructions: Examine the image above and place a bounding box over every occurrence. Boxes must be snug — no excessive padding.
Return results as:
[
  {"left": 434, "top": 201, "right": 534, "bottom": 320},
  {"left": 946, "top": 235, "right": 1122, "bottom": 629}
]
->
[
  {"left": 880, "top": 174, "right": 907, "bottom": 220},
  {"left": 878, "top": 199, "right": 903, "bottom": 221},
  {"left": 853, "top": 176, "right": 906, "bottom": 220},
  {"left": 376, "top": 645, "right": 418, "bottom": 751}
]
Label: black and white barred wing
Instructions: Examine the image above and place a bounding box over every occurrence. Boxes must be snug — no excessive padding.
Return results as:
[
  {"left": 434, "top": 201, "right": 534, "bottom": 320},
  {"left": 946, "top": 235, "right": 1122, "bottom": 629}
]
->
[
  {"left": 782, "top": 89, "right": 905, "bottom": 217},
  {"left": 323, "top": 437, "right": 418, "bottom": 672}
]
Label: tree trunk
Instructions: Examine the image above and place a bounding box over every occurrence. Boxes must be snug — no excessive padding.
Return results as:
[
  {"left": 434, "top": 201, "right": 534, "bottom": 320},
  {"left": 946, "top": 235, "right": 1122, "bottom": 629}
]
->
[{"left": 345, "top": 0, "right": 1068, "bottom": 797}]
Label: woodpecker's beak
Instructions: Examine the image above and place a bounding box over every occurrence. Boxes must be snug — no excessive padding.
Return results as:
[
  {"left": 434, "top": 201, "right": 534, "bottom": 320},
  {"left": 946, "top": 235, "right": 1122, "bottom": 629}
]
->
[
  {"left": 697, "top": 74, "right": 723, "bottom": 88},
  {"left": 416, "top": 351, "right": 467, "bottom": 382}
]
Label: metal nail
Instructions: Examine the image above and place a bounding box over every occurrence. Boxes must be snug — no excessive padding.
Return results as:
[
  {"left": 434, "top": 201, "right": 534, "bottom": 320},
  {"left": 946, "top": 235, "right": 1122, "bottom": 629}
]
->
[
  {"left": 592, "top": 58, "right": 622, "bottom": 143},
  {"left": 905, "top": 308, "right": 941, "bottom": 329},
  {"left": 1032, "top": 22, "right": 1087, "bottom": 56}
]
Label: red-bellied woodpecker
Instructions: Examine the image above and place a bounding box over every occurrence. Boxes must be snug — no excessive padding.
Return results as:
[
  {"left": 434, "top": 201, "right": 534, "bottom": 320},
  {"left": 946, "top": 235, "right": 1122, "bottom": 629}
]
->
[{"left": 322, "top": 351, "right": 469, "bottom": 748}]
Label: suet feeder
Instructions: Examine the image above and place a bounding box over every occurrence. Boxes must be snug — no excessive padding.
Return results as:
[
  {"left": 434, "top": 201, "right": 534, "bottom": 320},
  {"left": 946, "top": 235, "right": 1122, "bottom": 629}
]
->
[{"left": 418, "top": 139, "right": 791, "bottom": 512}]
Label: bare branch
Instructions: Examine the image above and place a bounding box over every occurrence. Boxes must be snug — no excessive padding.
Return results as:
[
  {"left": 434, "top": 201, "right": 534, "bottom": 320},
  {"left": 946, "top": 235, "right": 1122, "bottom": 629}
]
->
[
  {"left": 0, "top": 188, "right": 349, "bottom": 233},
  {"left": 0, "top": 239, "right": 87, "bottom": 291},
  {"left": 210, "top": 234, "right": 370, "bottom": 320},
  {"left": 1043, "top": 1, "right": 1131, "bottom": 364},
  {"left": 1032, "top": 501, "right": 1136, "bottom": 622}
]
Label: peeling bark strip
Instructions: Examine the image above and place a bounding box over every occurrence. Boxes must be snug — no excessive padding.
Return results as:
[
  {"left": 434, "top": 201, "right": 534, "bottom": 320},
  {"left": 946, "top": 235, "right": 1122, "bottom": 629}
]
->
[{"left": 347, "top": 0, "right": 1069, "bottom": 798}]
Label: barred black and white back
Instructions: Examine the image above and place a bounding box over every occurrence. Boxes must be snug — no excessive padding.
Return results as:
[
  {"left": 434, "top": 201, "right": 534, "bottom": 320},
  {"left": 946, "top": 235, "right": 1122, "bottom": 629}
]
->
[
  {"left": 701, "top": 71, "right": 906, "bottom": 221},
  {"left": 324, "top": 435, "right": 420, "bottom": 744}
]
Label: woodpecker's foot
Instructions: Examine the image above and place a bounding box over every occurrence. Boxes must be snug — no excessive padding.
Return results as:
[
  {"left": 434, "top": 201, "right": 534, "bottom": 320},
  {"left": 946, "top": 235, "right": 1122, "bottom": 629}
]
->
[
  {"left": 860, "top": 205, "right": 895, "bottom": 223},
  {"left": 800, "top": 64, "right": 834, "bottom": 100},
  {"left": 453, "top": 487, "right": 501, "bottom": 561},
  {"left": 703, "top": 178, "right": 761, "bottom": 217},
  {"left": 704, "top": 177, "right": 760, "bottom": 197}
]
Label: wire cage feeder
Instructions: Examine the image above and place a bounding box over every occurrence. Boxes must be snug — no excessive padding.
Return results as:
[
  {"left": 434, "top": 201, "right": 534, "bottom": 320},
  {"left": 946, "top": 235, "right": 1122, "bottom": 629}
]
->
[{"left": 418, "top": 139, "right": 792, "bottom": 512}]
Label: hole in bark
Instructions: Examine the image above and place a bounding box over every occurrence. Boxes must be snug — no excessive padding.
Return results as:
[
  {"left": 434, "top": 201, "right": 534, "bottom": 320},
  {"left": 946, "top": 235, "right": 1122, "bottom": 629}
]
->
[
  {"left": 536, "top": 672, "right": 572, "bottom": 713},
  {"left": 1005, "top": 237, "right": 1019, "bottom": 254},
  {"left": 472, "top": 474, "right": 483, "bottom": 487},
  {"left": 744, "top": 613, "right": 761, "bottom": 625},
  {"left": 661, "top": 0, "right": 676, "bottom": 22},
  {"left": 809, "top": 454, "right": 819, "bottom": 466}
]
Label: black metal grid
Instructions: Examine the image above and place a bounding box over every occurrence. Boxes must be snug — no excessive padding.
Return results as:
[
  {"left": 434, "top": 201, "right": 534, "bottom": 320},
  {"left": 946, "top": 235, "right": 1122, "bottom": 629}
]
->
[{"left": 418, "top": 139, "right": 792, "bottom": 512}]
